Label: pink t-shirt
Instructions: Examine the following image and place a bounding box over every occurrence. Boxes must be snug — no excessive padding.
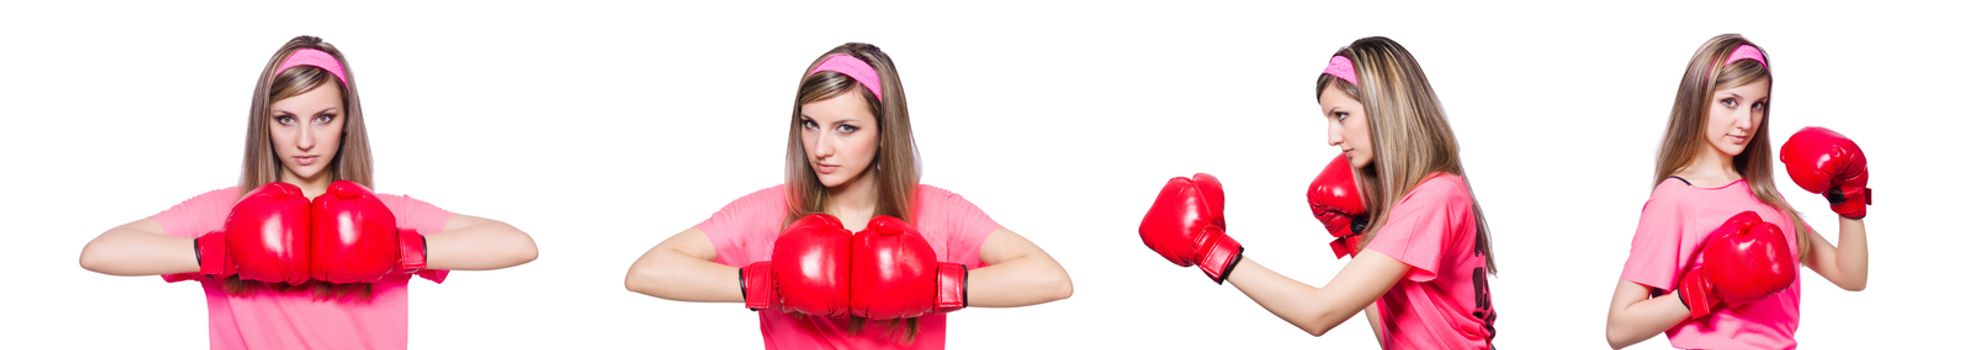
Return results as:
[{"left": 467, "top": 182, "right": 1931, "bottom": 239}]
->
[
  {"left": 1621, "top": 178, "right": 1802, "bottom": 349},
  {"left": 698, "top": 185, "right": 1000, "bottom": 350},
  {"left": 154, "top": 187, "right": 453, "bottom": 350},
  {"left": 1363, "top": 174, "right": 1496, "bottom": 350}
]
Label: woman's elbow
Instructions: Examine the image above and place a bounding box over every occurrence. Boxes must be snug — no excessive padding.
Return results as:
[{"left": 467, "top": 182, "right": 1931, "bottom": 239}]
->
[
  {"left": 1298, "top": 307, "right": 1346, "bottom": 337},
  {"left": 623, "top": 267, "right": 652, "bottom": 294},
  {"left": 1304, "top": 325, "right": 1332, "bottom": 337},
  {"left": 79, "top": 238, "right": 125, "bottom": 275},
  {"left": 623, "top": 264, "right": 671, "bottom": 297},
  {"left": 509, "top": 241, "right": 539, "bottom": 266},
  {"left": 1839, "top": 277, "right": 1867, "bottom": 291},
  {"left": 1301, "top": 319, "right": 1337, "bottom": 337},
  {"left": 1041, "top": 270, "right": 1074, "bottom": 301},
  {"left": 79, "top": 243, "right": 110, "bottom": 274},
  {"left": 1605, "top": 323, "right": 1646, "bottom": 349},
  {"left": 497, "top": 225, "right": 539, "bottom": 266}
]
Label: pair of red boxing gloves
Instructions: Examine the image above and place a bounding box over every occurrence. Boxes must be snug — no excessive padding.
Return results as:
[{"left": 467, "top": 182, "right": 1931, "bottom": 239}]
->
[
  {"left": 191, "top": 181, "right": 430, "bottom": 285},
  {"left": 1679, "top": 126, "right": 1875, "bottom": 318},
  {"left": 1133, "top": 154, "right": 1367, "bottom": 285},
  {"left": 741, "top": 214, "right": 967, "bottom": 320},
  {"left": 1132, "top": 156, "right": 1358, "bottom": 284}
]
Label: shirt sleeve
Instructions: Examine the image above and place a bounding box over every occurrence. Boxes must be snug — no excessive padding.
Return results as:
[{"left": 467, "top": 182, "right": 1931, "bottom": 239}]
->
[
  {"left": 379, "top": 194, "right": 453, "bottom": 236},
  {"left": 1363, "top": 177, "right": 1469, "bottom": 283},
  {"left": 1620, "top": 185, "right": 1687, "bottom": 291},
  {"left": 153, "top": 187, "right": 240, "bottom": 239},
  {"left": 155, "top": 187, "right": 239, "bottom": 282},
  {"left": 696, "top": 187, "right": 786, "bottom": 266},
  {"left": 379, "top": 194, "right": 456, "bottom": 283},
  {"left": 923, "top": 188, "right": 1001, "bottom": 268}
]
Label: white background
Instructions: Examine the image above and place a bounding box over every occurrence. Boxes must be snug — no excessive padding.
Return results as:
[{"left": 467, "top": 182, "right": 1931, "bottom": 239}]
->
[{"left": 3, "top": 1, "right": 1965, "bottom": 348}]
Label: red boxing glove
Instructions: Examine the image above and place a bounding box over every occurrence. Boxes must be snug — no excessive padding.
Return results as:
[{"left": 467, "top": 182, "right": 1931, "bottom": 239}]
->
[
  {"left": 1307, "top": 154, "right": 1368, "bottom": 258},
  {"left": 743, "top": 214, "right": 854, "bottom": 316},
  {"left": 849, "top": 215, "right": 967, "bottom": 320},
  {"left": 1138, "top": 173, "right": 1243, "bottom": 284},
  {"left": 309, "top": 181, "right": 412, "bottom": 284},
  {"left": 1678, "top": 211, "right": 1797, "bottom": 320},
  {"left": 225, "top": 182, "right": 313, "bottom": 285},
  {"left": 1779, "top": 127, "right": 1872, "bottom": 219}
]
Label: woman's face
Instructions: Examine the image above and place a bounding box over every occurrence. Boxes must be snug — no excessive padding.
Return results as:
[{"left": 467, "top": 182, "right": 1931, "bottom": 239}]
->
[
  {"left": 1704, "top": 78, "right": 1770, "bottom": 157},
  {"left": 799, "top": 91, "right": 879, "bottom": 188},
  {"left": 268, "top": 82, "right": 345, "bottom": 182},
  {"left": 1320, "top": 84, "right": 1374, "bottom": 169}
]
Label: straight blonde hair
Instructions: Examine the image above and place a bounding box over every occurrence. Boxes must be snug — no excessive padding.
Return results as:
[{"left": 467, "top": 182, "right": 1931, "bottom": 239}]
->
[
  {"left": 227, "top": 35, "right": 378, "bottom": 300},
  {"left": 1316, "top": 36, "right": 1497, "bottom": 273},
  {"left": 240, "top": 35, "right": 374, "bottom": 192},
  {"left": 1652, "top": 34, "right": 1809, "bottom": 259},
  {"left": 783, "top": 43, "right": 919, "bottom": 228},
  {"left": 781, "top": 42, "right": 927, "bottom": 342}
]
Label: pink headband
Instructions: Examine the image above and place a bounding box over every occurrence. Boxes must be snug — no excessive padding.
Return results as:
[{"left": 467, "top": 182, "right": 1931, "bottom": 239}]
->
[
  {"left": 1726, "top": 44, "right": 1767, "bottom": 68},
  {"left": 809, "top": 54, "right": 883, "bottom": 102},
  {"left": 276, "top": 48, "right": 348, "bottom": 86},
  {"left": 1322, "top": 55, "right": 1359, "bottom": 86}
]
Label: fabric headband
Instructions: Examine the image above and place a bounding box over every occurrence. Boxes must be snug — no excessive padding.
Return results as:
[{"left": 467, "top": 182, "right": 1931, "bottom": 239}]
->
[
  {"left": 1322, "top": 55, "right": 1359, "bottom": 86},
  {"left": 276, "top": 48, "right": 348, "bottom": 86},
  {"left": 809, "top": 54, "right": 883, "bottom": 102},
  {"left": 1725, "top": 44, "right": 1767, "bottom": 68}
]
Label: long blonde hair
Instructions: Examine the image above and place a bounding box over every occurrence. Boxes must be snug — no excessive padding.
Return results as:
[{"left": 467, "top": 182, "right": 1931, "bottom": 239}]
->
[
  {"left": 1652, "top": 34, "right": 1808, "bottom": 259},
  {"left": 781, "top": 42, "right": 927, "bottom": 341},
  {"left": 227, "top": 35, "right": 378, "bottom": 300},
  {"left": 240, "top": 35, "right": 374, "bottom": 192},
  {"left": 783, "top": 43, "right": 920, "bottom": 228},
  {"left": 1316, "top": 36, "right": 1497, "bottom": 273}
]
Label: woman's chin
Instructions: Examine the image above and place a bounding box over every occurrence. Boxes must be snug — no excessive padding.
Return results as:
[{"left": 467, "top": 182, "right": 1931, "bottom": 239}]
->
[
  {"left": 816, "top": 174, "right": 858, "bottom": 189},
  {"left": 281, "top": 166, "right": 327, "bottom": 182}
]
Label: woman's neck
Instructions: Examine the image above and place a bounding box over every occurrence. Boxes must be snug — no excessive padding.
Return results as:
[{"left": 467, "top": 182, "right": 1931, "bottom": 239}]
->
[
  {"left": 280, "top": 171, "right": 333, "bottom": 199},
  {"left": 1677, "top": 147, "right": 1743, "bottom": 186},
  {"left": 826, "top": 172, "right": 880, "bottom": 228}
]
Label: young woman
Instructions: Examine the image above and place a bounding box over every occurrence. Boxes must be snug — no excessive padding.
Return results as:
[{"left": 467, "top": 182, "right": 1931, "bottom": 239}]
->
[
  {"left": 1604, "top": 34, "right": 1872, "bottom": 349},
  {"left": 623, "top": 42, "right": 1072, "bottom": 349},
  {"left": 77, "top": 36, "right": 539, "bottom": 350},
  {"left": 1137, "top": 36, "right": 1498, "bottom": 349}
]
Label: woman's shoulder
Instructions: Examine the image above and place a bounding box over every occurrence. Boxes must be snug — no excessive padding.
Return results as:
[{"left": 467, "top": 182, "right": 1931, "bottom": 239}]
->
[
  {"left": 712, "top": 184, "right": 789, "bottom": 215},
  {"left": 741, "top": 184, "right": 788, "bottom": 202},
  {"left": 181, "top": 186, "right": 241, "bottom": 206},
  {"left": 914, "top": 184, "right": 981, "bottom": 208},
  {"left": 1401, "top": 173, "right": 1472, "bottom": 205},
  {"left": 916, "top": 183, "right": 956, "bottom": 199}
]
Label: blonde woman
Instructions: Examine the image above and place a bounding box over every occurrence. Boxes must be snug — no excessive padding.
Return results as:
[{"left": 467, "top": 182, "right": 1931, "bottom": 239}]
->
[
  {"left": 624, "top": 42, "right": 1072, "bottom": 349},
  {"left": 1604, "top": 34, "right": 1872, "bottom": 349},
  {"left": 77, "top": 36, "right": 538, "bottom": 349},
  {"left": 1138, "top": 36, "right": 1497, "bottom": 349}
]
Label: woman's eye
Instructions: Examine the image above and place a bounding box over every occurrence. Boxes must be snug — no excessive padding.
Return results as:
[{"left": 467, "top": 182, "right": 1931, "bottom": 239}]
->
[
  {"left": 801, "top": 120, "right": 818, "bottom": 130},
  {"left": 1333, "top": 112, "right": 1348, "bottom": 121},
  {"left": 835, "top": 124, "right": 859, "bottom": 133},
  {"left": 1721, "top": 98, "right": 1738, "bottom": 108},
  {"left": 274, "top": 115, "right": 296, "bottom": 125},
  {"left": 1751, "top": 101, "right": 1767, "bottom": 111},
  {"left": 314, "top": 114, "right": 335, "bottom": 124}
]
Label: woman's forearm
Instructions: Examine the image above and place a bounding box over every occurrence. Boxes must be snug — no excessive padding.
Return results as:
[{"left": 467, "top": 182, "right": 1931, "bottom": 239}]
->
[
  {"left": 425, "top": 218, "right": 537, "bottom": 270},
  {"left": 80, "top": 220, "right": 198, "bottom": 276},
  {"left": 964, "top": 252, "right": 1072, "bottom": 307}
]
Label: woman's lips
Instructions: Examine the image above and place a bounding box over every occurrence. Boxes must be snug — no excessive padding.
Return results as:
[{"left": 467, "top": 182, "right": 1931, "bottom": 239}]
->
[
  {"left": 295, "top": 155, "right": 319, "bottom": 166},
  {"left": 813, "top": 162, "right": 839, "bottom": 175}
]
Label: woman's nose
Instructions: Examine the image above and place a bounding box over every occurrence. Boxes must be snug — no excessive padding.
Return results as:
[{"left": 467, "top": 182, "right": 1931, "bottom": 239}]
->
[{"left": 296, "top": 124, "right": 315, "bottom": 151}]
